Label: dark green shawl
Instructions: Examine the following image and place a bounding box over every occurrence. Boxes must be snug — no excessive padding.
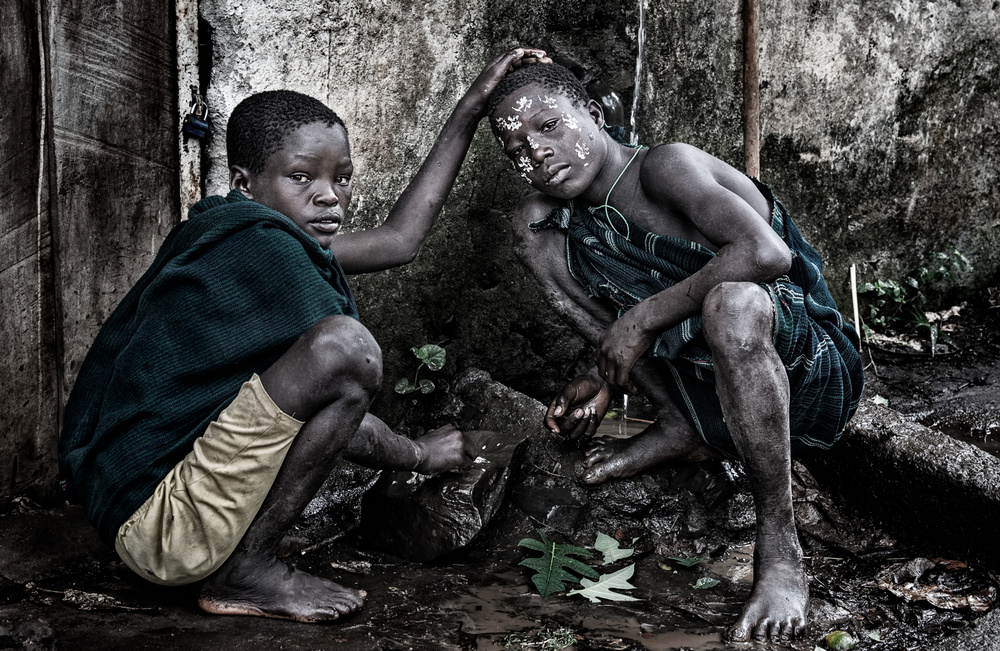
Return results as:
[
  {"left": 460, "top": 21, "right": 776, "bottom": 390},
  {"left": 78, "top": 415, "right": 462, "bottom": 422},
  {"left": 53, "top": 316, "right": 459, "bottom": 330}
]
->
[{"left": 60, "top": 191, "right": 358, "bottom": 543}]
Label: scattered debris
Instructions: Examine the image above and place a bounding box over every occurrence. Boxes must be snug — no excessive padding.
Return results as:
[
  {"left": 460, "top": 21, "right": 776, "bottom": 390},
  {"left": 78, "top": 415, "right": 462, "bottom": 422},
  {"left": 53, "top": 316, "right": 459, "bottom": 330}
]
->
[{"left": 878, "top": 558, "right": 998, "bottom": 612}]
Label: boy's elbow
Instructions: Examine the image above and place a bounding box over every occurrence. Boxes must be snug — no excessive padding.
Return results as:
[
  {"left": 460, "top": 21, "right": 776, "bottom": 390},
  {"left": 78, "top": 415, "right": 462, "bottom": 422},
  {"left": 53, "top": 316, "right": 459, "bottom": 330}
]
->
[{"left": 755, "top": 242, "right": 792, "bottom": 280}]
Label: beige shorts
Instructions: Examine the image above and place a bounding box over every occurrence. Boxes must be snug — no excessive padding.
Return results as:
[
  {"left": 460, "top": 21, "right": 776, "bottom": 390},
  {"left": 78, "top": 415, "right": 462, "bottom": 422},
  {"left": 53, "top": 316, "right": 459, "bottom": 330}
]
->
[{"left": 114, "top": 374, "right": 303, "bottom": 586}]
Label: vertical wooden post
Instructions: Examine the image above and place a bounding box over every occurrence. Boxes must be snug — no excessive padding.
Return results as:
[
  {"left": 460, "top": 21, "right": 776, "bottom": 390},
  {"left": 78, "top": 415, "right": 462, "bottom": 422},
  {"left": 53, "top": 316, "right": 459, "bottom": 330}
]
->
[
  {"left": 743, "top": 0, "right": 760, "bottom": 178},
  {"left": 177, "top": 0, "right": 202, "bottom": 217}
]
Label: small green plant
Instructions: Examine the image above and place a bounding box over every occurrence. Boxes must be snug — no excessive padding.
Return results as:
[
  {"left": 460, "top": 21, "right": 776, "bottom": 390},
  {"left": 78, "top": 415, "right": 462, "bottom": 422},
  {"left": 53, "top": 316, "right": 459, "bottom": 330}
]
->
[
  {"left": 394, "top": 344, "right": 446, "bottom": 395},
  {"left": 858, "top": 249, "right": 971, "bottom": 352},
  {"left": 518, "top": 529, "right": 598, "bottom": 597},
  {"left": 518, "top": 530, "right": 640, "bottom": 603},
  {"left": 668, "top": 552, "right": 707, "bottom": 568}
]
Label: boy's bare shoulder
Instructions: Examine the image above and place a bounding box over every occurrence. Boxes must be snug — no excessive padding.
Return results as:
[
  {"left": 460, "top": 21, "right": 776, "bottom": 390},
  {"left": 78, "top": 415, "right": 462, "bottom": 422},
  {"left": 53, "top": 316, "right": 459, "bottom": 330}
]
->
[
  {"left": 641, "top": 142, "right": 715, "bottom": 177},
  {"left": 639, "top": 142, "right": 712, "bottom": 204}
]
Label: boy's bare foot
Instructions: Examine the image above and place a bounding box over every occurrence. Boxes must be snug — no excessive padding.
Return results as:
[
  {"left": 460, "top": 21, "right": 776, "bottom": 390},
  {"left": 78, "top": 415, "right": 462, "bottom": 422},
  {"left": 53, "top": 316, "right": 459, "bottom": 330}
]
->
[
  {"left": 581, "top": 423, "right": 711, "bottom": 484},
  {"left": 412, "top": 425, "right": 475, "bottom": 474},
  {"left": 199, "top": 556, "right": 366, "bottom": 623},
  {"left": 727, "top": 556, "right": 809, "bottom": 642}
]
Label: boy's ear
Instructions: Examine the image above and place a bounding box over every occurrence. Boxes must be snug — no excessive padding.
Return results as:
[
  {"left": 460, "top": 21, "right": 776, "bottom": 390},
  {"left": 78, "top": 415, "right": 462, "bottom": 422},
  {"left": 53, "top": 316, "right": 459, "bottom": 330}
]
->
[
  {"left": 586, "top": 99, "right": 606, "bottom": 130},
  {"left": 230, "top": 165, "right": 253, "bottom": 199}
]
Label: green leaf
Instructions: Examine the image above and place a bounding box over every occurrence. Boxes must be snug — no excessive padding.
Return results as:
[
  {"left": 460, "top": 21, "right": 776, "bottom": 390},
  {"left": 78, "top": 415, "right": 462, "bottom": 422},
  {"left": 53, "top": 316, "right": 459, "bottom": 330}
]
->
[
  {"left": 824, "top": 631, "right": 856, "bottom": 650},
  {"left": 867, "top": 631, "right": 882, "bottom": 642},
  {"left": 668, "top": 553, "right": 706, "bottom": 568},
  {"left": 594, "top": 532, "right": 634, "bottom": 565},
  {"left": 518, "top": 530, "right": 598, "bottom": 597},
  {"left": 692, "top": 577, "right": 720, "bottom": 589},
  {"left": 567, "top": 564, "right": 641, "bottom": 603},
  {"left": 417, "top": 378, "right": 435, "bottom": 394},
  {"left": 413, "top": 344, "right": 446, "bottom": 371},
  {"left": 394, "top": 378, "right": 417, "bottom": 394}
]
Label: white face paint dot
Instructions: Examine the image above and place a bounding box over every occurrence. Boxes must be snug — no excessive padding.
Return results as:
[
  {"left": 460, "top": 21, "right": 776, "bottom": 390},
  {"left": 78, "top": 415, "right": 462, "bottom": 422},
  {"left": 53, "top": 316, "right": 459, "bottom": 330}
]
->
[
  {"left": 575, "top": 139, "right": 590, "bottom": 159},
  {"left": 561, "top": 112, "right": 580, "bottom": 130},
  {"left": 513, "top": 96, "right": 532, "bottom": 112},
  {"left": 497, "top": 115, "right": 522, "bottom": 131},
  {"left": 539, "top": 95, "right": 559, "bottom": 109},
  {"left": 527, "top": 135, "right": 540, "bottom": 150}
]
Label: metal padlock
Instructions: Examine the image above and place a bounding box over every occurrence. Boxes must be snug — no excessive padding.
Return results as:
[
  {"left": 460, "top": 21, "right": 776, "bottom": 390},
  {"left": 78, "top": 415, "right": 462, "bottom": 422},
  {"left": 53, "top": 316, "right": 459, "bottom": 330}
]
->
[{"left": 183, "top": 93, "right": 209, "bottom": 139}]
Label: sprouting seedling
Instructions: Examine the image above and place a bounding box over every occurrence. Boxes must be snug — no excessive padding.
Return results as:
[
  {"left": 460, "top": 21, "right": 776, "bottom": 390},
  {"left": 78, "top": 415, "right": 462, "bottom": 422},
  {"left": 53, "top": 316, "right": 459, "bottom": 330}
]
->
[
  {"left": 668, "top": 552, "right": 707, "bottom": 568},
  {"left": 394, "top": 344, "right": 446, "bottom": 395}
]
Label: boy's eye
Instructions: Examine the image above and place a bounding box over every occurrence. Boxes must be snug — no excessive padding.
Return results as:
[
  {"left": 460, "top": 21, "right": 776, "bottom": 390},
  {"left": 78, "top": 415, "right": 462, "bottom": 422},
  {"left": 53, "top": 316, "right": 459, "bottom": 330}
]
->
[
  {"left": 541, "top": 119, "right": 559, "bottom": 133},
  {"left": 290, "top": 173, "right": 310, "bottom": 183},
  {"left": 509, "top": 145, "right": 524, "bottom": 157},
  {"left": 335, "top": 175, "right": 351, "bottom": 185}
]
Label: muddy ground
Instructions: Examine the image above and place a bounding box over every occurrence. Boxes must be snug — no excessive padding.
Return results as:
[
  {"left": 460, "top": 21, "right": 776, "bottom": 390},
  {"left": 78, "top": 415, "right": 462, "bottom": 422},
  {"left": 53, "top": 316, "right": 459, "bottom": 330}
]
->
[{"left": 1, "top": 300, "right": 997, "bottom": 651}]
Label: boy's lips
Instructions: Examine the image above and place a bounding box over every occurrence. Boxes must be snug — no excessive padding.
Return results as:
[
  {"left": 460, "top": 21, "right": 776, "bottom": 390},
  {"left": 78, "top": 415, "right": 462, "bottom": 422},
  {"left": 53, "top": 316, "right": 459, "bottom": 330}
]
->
[
  {"left": 311, "top": 213, "right": 343, "bottom": 234},
  {"left": 545, "top": 163, "right": 571, "bottom": 186}
]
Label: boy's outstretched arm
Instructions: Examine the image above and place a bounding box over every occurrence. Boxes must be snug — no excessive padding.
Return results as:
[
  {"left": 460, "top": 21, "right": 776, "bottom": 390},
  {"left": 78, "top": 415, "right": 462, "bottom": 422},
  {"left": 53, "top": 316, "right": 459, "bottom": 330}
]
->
[
  {"left": 332, "top": 47, "right": 549, "bottom": 274},
  {"left": 595, "top": 144, "right": 792, "bottom": 390}
]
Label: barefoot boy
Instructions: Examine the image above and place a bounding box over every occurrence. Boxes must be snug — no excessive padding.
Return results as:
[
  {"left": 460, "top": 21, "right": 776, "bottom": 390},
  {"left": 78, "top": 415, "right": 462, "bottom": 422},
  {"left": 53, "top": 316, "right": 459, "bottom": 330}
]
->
[
  {"left": 487, "top": 61, "right": 864, "bottom": 642},
  {"left": 59, "top": 48, "right": 547, "bottom": 623}
]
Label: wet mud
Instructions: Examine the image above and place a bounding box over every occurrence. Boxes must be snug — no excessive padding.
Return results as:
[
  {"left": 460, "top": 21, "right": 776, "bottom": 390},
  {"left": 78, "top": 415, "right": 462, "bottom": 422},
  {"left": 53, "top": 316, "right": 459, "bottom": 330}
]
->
[{"left": 2, "top": 302, "right": 998, "bottom": 651}]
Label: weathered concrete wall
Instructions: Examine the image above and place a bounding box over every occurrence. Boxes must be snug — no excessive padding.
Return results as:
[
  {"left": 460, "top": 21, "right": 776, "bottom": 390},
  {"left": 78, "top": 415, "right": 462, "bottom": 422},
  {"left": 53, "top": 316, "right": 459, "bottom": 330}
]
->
[
  {"left": 199, "top": 0, "right": 999, "bottom": 421},
  {"left": 758, "top": 0, "right": 1000, "bottom": 302}
]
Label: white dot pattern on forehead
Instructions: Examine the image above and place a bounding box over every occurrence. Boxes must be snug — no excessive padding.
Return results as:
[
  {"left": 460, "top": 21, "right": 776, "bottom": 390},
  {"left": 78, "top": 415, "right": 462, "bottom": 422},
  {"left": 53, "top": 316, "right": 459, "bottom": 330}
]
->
[
  {"left": 539, "top": 95, "right": 559, "bottom": 109},
  {"left": 513, "top": 96, "right": 532, "bottom": 113}
]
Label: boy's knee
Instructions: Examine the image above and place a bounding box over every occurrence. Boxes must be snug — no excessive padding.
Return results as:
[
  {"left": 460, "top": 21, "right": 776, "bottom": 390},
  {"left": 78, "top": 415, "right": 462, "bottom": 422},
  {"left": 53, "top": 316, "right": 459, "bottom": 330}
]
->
[
  {"left": 702, "top": 282, "right": 773, "bottom": 354},
  {"left": 303, "top": 315, "right": 383, "bottom": 390}
]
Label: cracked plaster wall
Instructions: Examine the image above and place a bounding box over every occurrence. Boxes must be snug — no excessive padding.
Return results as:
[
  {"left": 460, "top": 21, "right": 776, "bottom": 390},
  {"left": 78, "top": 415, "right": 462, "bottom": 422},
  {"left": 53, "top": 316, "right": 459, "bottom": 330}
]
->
[{"left": 198, "top": 0, "right": 999, "bottom": 419}]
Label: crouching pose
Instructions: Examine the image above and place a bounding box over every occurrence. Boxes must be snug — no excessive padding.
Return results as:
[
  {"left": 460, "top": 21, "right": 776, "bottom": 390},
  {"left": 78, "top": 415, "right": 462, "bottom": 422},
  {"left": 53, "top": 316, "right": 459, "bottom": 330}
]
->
[
  {"left": 486, "top": 59, "right": 864, "bottom": 642},
  {"left": 59, "top": 48, "right": 548, "bottom": 623}
]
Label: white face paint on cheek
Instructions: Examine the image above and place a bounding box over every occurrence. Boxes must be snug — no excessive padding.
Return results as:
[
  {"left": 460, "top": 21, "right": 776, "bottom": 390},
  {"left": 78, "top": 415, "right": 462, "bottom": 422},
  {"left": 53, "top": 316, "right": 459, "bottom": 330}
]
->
[
  {"left": 527, "top": 135, "right": 540, "bottom": 150},
  {"left": 561, "top": 112, "right": 580, "bottom": 130},
  {"left": 517, "top": 155, "right": 533, "bottom": 174},
  {"left": 575, "top": 139, "right": 590, "bottom": 160}
]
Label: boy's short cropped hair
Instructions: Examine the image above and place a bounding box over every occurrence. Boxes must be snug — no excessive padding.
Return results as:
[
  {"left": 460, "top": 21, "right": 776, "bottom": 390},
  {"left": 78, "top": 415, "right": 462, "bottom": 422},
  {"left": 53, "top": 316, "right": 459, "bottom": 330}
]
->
[
  {"left": 227, "top": 90, "right": 347, "bottom": 173},
  {"left": 487, "top": 62, "right": 589, "bottom": 117}
]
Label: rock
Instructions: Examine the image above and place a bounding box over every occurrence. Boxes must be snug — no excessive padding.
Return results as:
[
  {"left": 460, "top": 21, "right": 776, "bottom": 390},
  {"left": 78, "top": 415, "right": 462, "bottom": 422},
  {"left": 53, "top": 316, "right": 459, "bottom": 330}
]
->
[
  {"left": 809, "top": 403, "right": 1000, "bottom": 570},
  {"left": 360, "top": 430, "right": 527, "bottom": 562},
  {"left": 511, "top": 485, "right": 586, "bottom": 534}
]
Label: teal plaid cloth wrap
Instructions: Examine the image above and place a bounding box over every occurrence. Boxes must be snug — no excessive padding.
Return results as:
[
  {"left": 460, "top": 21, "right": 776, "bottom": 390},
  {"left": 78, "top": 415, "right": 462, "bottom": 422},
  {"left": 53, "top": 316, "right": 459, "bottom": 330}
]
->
[{"left": 531, "top": 179, "right": 864, "bottom": 458}]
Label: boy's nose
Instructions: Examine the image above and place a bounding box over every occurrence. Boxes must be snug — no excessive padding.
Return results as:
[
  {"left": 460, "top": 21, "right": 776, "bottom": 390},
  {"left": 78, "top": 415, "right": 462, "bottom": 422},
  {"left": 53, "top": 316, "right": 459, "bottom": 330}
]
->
[
  {"left": 314, "top": 182, "right": 339, "bottom": 205},
  {"left": 530, "top": 145, "right": 552, "bottom": 166}
]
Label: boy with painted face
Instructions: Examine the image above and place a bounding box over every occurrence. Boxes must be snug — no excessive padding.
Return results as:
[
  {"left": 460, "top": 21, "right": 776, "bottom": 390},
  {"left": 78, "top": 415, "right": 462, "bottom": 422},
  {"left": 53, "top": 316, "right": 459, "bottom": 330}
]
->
[
  {"left": 59, "top": 48, "right": 548, "bottom": 623},
  {"left": 488, "top": 61, "right": 864, "bottom": 643}
]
